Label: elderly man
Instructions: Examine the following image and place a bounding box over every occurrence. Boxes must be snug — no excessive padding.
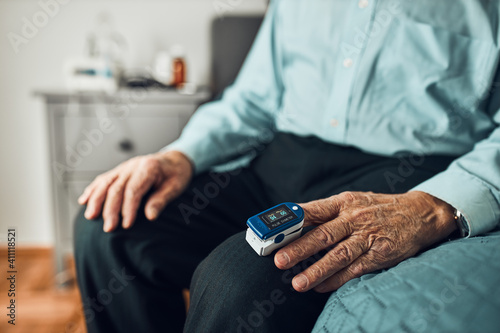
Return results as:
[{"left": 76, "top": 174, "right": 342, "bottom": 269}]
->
[{"left": 75, "top": 0, "right": 500, "bottom": 332}]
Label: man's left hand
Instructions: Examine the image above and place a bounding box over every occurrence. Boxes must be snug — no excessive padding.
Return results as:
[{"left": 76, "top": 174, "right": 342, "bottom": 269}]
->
[{"left": 274, "top": 191, "right": 458, "bottom": 293}]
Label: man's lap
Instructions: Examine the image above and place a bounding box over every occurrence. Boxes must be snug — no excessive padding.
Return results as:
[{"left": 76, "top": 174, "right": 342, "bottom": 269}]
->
[
  {"left": 74, "top": 168, "right": 273, "bottom": 332},
  {"left": 312, "top": 229, "right": 500, "bottom": 333},
  {"left": 75, "top": 133, "right": 462, "bottom": 332},
  {"left": 75, "top": 167, "right": 271, "bottom": 288},
  {"left": 185, "top": 226, "right": 500, "bottom": 332},
  {"left": 185, "top": 231, "right": 331, "bottom": 332}
]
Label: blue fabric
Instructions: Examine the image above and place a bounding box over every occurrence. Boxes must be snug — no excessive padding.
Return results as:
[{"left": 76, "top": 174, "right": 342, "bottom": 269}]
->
[
  {"left": 166, "top": 0, "right": 500, "bottom": 237},
  {"left": 312, "top": 229, "right": 500, "bottom": 333}
]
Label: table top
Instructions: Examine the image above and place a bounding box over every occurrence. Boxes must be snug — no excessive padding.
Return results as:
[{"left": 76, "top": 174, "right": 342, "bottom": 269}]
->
[{"left": 34, "top": 87, "right": 212, "bottom": 104}]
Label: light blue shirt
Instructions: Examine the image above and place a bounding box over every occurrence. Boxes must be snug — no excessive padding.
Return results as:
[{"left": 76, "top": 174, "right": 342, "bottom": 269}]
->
[{"left": 168, "top": 0, "right": 500, "bottom": 237}]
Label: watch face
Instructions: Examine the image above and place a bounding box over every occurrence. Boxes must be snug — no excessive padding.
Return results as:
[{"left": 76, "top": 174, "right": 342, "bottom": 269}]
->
[{"left": 258, "top": 204, "right": 298, "bottom": 230}]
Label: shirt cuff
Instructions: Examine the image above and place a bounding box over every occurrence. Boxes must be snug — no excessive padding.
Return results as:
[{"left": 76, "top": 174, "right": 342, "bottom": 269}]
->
[{"left": 412, "top": 169, "right": 500, "bottom": 237}]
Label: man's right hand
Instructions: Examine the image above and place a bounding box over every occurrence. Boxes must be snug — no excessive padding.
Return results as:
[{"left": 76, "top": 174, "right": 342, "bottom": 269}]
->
[{"left": 78, "top": 150, "right": 194, "bottom": 232}]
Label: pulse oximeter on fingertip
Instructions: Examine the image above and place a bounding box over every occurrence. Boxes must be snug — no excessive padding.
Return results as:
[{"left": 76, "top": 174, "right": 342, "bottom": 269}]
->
[{"left": 245, "top": 202, "right": 304, "bottom": 256}]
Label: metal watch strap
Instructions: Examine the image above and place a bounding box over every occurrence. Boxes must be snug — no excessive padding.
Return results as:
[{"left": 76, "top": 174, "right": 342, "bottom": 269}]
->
[{"left": 454, "top": 209, "right": 469, "bottom": 238}]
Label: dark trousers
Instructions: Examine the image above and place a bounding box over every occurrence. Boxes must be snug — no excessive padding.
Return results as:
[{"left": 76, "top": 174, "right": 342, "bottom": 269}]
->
[{"left": 74, "top": 133, "right": 455, "bottom": 333}]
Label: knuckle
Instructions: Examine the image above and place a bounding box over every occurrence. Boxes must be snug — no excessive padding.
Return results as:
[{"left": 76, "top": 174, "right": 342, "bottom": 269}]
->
[
  {"left": 94, "top": 174, "right": 105, "bottom": 183},
  {"left": 288, "top": 242, "right": 306, "bottom": 259},
  {"left": 305, "top": 202, "right": 327, "bottom": 221},
  {"left": 312, "top": 226, "right": 335, "bottom": 246},
  {"left": 127, "top": 180, "right": 147, "bottom": 195},
  {"left": 91, "top": 185, "right": 106, "bottom": 199},
  {"left": 340, "top": 191, "right": 357, "bottom": 203},
  {"left": 335, "top": 216, "right": 352, "bottom": 235},
  {"left": 308, "top": 264, "right": 326, "bottom": 282},
  {"left": 333, "top": 244, "right": 354, "bottom": 266},
  {"left": 108, "top": 184, "right": 123, "bottom": 197},
  {"left": 350, "top": 261, "right": 368, "bottom": 277},
  {"left": 125, "top": 187, "right": 138, "bottom": 200},
  {"left": 374, "top": 238, "right": 395, "bottom": 257},
  {"left": 121, "top": 158, "right": 136, "bottom": 169},
  {"left": 149, "top": 200, "right": 163, "bottom": 210},
  {"left": 169, "top": 180, "right": 183, "bottom": 194},
  {"left": 351, "top": 209, "right": 369, "bottom": 222},
  {"left": 99, "top": 173, "right": 117, "bottom": 187},
  {"left": 130, "top": 155, "right": 141, "bottom": 163},
  {"left": 380, "top": 241, "right": 393, "bottom": 255},
  {"left": 141, "top": 157, "right": 160, "bottom": 171},
  {"left": 102, "top": 209, "right": 113, "bottom": 220}
]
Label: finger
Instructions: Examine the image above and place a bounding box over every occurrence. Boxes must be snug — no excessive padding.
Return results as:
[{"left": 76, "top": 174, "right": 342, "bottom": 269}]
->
[
  {"left": 275, "top": 217, "right": 351, "bottom": 270},
  {"left": 121, "top": 169, "right": 156, "bottom": 229},
  {"left": 301, "top": 192, "right": 356, "bottom": 227},
  {"left": 144, "top": 179, "right": 183, "bottom": 221},
  {"left": 102, "top": 175, "right": 130, "bottom": 232},
  {"left": 78, "top": 183, "right": 95, "bottom": 205},
  {"left": 313, "top": 253, "right": 380, "bottom": 293},
  {"left": 84, "top": 174, "right": 118, "bottom": 220},
  {"left": 291, "top": 236, "right": 367, "bottom": 292}
]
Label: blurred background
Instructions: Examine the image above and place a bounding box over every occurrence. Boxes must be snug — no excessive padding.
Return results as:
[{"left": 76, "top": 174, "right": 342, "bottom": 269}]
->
[{"left": 0, "top": 0, "right": 267, "bottom": 331}]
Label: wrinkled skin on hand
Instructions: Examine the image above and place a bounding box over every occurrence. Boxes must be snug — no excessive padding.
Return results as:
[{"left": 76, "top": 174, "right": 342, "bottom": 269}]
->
[
  {"left": 78, "top": 150, "right": 193, "bottom": 232},
  {"left": 274, "top": 191, "right": 457, "bottom": 293}
]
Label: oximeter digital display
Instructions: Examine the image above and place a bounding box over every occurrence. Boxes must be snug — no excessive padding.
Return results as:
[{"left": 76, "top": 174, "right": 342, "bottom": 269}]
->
[
  {"left": 259, "top": 205, "right": 296, "bottom": 229},
  {"left": 246, "top": 202, "right": 304, "bottom": 256}
]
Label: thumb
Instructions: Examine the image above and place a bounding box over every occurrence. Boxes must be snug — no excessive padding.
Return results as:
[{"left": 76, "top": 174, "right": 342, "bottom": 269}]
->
[
  {"left": 300, "top": 196, "right": 342, "bottom": 227},
  {"left": 144, "top": 180, "right": 184, "bottom": 220}
]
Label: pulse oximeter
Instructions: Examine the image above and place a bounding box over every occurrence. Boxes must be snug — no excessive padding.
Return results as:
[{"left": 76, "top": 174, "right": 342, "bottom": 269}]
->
[{"left": 246, "top": 202, "right": 304, "bottom": 256}]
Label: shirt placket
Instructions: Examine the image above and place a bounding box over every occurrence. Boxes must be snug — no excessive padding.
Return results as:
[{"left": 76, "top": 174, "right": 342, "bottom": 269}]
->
[{"left": 325, "top": 0, "right": 377, "bottom": 143}]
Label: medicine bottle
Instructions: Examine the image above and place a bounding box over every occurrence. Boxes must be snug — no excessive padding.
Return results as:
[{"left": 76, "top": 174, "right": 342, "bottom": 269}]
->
[{"left": 171, "top": 45, "right": 186, "bottom": 87}]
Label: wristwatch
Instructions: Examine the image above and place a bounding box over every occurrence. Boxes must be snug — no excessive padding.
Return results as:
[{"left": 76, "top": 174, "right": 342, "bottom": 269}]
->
[{"left": 454, "top": 209, "right": 470, "bottom": 238}]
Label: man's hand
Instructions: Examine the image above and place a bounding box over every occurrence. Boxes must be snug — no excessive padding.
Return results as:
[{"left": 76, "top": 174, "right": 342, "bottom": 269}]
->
[
  {"left": 78, "top": 150, "right": 193, "bottom": 232},
  {"left": 274, "top": 191, "right": 458, "bottom": 293}
]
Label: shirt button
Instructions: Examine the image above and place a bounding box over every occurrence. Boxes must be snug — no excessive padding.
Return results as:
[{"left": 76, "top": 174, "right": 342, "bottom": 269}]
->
[
  {"left": 358, "top": 0, "right": 369, "bottom": 8},
  {"left": 330, "top": 119, "right": 339, "bottom": 127},
  {"left": 343, "top": 58, "right": 353, "bottom": 68}
]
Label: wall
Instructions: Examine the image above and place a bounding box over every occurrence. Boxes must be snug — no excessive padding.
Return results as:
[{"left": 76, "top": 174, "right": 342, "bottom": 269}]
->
[{"left": 0, "top": 0, "right": 267, "bottom": 245}]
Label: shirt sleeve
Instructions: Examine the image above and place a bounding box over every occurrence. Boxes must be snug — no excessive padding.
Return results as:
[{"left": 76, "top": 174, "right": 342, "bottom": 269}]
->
[
  {"left": 164, "top": 0, "right": 284, "bottom": 174},
  {"left": 412, "top": 64, "right": 500, "bottom": 237}
]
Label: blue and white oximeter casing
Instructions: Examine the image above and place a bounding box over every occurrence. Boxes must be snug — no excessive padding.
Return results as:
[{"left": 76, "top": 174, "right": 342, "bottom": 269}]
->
[{"left": 245, "top": 202, "right": 304, "bottom": 256}]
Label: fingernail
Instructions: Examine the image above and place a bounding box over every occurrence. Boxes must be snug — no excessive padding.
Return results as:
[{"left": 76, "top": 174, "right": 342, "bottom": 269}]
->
[
  {"left": 84, "top": 210, "right": 92, "bottom": 220},
  {"left": 294, "top": 274, "right": 309, "bottom": 290},
  {"left": 276, "top": 252, "right": 290, "bottom": 267}
]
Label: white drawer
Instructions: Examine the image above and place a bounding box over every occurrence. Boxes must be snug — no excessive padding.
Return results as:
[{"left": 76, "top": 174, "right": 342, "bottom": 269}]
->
[{"left": 54, "top": 104, "right": 193, "bottom": 173}]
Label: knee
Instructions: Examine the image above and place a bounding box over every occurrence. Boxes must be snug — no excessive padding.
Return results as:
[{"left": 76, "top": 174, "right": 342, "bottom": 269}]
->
[
  {"left": 191, "top": 232, "right": 273, "bottom": 299},
  {"left": 186, "top": 232, "right": 328, "bottom": 332},
  {"left": 187, "top": 233, "right": 289, "bottom": 329},
  {"left": 74, "top": 204, "right": 146, "bottom": 256},
  {"left": 74, "top": 207, "right": 107, "bottom": 259},
  {"left": 73, "top": 206, "right": 130, "bottom": 262}
]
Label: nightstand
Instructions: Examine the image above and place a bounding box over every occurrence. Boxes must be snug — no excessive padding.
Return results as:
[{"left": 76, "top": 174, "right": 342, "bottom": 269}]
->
[{"left": 35, "top": 88, "right": 210, "bottom": 275}]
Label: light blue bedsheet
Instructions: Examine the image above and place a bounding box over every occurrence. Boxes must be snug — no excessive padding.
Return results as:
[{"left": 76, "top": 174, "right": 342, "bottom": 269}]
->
[{"left": 313, "top": 229, "right": 500, "bottom": 333}]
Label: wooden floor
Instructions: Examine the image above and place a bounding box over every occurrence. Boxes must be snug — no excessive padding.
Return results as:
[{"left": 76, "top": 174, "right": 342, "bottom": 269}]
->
[
  {"left": 0, "top": 247, "right": 191, "bottom": 333},
  {"left": 0, "top": 247, "right": 86, "bottom": 333}
]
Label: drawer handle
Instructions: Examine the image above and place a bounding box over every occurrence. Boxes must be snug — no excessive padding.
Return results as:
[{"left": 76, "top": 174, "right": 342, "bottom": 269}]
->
[{"left": 118, "top": 139, "right": 134, "bottom": 152}]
